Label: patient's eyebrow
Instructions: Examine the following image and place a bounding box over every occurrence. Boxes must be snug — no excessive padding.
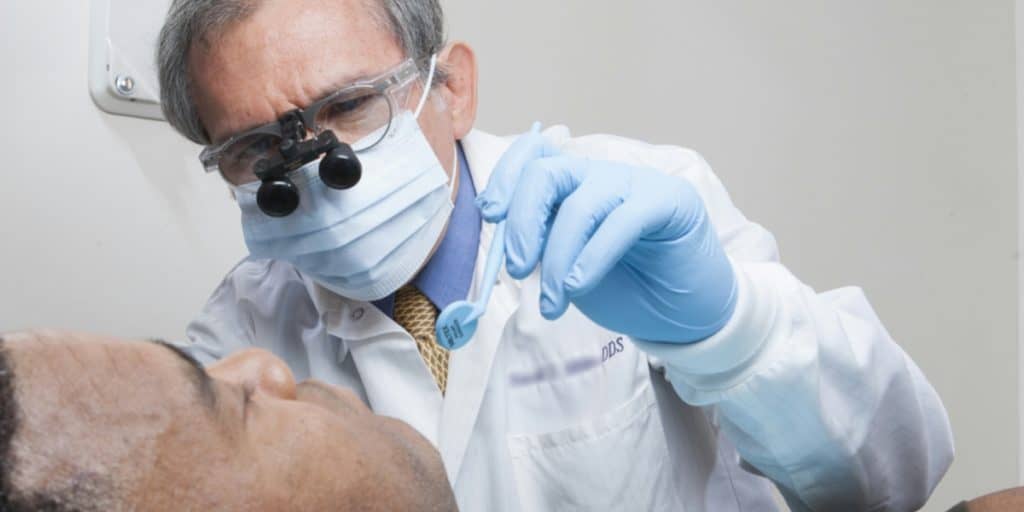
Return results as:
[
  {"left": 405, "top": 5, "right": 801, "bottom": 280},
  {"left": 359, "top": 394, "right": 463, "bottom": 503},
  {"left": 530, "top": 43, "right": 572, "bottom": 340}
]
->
[{"left": 150, "top": 340, "right": 217, "bottom": 410}]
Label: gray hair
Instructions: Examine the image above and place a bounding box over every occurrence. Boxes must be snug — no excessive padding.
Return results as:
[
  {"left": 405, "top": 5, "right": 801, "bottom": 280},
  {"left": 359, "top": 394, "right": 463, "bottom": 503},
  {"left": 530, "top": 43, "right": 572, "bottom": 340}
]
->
[{"left": 157, "top": 0, "right": 447, "bottom": 145}]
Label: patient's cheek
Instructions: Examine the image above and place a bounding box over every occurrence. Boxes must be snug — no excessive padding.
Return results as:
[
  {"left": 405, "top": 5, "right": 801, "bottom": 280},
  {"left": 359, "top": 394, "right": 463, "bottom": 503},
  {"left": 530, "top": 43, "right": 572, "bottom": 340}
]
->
[{"left": 207, "top": 349, "right": 297, "bottom": 400}]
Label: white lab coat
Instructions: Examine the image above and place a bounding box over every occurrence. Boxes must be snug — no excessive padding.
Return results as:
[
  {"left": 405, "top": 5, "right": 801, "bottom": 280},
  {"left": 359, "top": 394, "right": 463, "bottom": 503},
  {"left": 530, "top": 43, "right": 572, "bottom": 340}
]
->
[{"left": 184, "top": 126, "right": 954, "bottom": 512}]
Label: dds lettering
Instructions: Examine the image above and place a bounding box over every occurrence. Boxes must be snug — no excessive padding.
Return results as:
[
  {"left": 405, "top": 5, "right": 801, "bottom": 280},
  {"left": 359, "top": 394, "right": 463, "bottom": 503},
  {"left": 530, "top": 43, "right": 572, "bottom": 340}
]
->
[{"left": 602, "top": 337, "right": 625, "bottom": 362}]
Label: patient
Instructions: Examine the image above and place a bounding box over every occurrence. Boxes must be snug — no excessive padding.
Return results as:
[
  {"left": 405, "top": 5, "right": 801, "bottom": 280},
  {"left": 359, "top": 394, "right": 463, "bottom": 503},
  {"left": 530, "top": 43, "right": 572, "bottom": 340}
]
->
[{"left": 0, "top": 330, "right": 457, "bottom": 511}]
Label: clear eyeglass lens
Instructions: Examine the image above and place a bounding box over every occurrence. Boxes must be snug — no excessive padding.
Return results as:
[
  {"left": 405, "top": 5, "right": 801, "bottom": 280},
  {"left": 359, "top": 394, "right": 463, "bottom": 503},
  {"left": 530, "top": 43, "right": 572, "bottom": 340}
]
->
[
  {"left": 212, "top": 87, "right": 398, "bottom": 185},
  {"left": 314, "top": 88, "right": 393, "bottom": 152},
  {"left": 218, "top": 133, "right": 283, "bottom": 185}
]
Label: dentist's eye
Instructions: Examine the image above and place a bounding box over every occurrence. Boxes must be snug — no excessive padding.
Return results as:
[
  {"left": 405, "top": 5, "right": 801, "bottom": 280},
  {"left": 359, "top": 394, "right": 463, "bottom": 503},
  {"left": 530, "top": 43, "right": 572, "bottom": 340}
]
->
[
  {"left": 314, "top": 90, "right": 392, "bottom": 149},
  {"left": 320, "top": 95, "right": 373, "bottom": 124}
]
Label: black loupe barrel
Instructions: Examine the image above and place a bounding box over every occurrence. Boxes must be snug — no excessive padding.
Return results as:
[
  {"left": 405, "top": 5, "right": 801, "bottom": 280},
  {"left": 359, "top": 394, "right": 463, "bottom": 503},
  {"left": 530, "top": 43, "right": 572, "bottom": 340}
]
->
[
  {"left": 257, "top": 179, "right": 301, "bottom": 217},
  {"left": 319, "top": 142, "right": 362, "bottom": 190}
]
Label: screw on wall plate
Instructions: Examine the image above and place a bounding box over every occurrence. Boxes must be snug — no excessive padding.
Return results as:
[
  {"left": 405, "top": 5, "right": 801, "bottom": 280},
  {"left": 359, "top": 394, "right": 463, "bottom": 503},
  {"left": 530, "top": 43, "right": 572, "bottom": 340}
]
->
[{"left": 114, "top": 75, "right": 136, "bottom": 96}]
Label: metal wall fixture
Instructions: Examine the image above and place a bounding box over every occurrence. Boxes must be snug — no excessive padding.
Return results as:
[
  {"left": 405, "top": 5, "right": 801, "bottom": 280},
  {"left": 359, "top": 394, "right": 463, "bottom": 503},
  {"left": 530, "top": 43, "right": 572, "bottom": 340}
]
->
[{"left": 88, "top": 0, "right": 172, "bottom": 120}]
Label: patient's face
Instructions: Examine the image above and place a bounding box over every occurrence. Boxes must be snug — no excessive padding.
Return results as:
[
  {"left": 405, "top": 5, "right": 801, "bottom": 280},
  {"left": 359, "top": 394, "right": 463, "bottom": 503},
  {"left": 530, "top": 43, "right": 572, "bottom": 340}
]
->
[{"left": 5, "top": 330, "right": 454, "bottom": 511}]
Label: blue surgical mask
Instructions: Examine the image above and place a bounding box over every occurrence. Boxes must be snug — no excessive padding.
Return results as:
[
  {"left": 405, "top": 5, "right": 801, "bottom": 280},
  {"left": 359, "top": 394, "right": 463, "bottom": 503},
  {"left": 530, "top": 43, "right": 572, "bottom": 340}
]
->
[{"left": 233, "top": 58, "right": 455, "bottom": 301}]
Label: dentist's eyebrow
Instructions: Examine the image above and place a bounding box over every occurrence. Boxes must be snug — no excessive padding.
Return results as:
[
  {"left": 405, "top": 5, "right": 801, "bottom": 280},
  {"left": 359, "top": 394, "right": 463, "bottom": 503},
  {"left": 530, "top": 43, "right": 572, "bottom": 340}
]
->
[
  {"left": 150, "top": 339, "right": 217, "bottom": 410},
  {"left": 211, "top": 70, "right": 374, "bottom": 144},
  {"left": 310, "top": 69, "right": 378, "bottom": 103}
]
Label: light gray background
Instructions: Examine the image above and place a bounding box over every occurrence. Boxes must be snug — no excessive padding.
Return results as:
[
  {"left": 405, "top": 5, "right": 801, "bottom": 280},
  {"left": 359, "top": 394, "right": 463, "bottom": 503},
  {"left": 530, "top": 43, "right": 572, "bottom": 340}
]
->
[{"left": 0, "top": 1, "right": 1017, "bottom": 510}]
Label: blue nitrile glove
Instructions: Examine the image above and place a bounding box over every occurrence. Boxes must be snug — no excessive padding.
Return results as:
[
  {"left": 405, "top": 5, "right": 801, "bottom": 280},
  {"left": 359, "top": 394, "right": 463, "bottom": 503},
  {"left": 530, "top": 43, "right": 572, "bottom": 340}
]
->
[{"left": 476, "top": 128, "right": 738, "bottom": 343}]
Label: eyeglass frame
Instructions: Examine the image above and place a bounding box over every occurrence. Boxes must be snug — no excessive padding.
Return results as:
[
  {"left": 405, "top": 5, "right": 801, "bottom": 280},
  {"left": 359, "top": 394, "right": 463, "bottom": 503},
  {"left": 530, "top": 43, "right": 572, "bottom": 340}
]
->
[{"left": 197, "top": 57, "right": 424, "bottom": 178}]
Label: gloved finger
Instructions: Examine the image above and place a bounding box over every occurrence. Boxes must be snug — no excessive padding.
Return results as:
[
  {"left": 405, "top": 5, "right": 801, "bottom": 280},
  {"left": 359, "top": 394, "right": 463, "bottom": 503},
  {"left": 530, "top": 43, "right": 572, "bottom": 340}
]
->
[
  {"left": 563, "top": 196, "right": 660, "bottom": 297},
  {"left": 539, "top": 174, "right": 625, "bottom": 319},
  {"left": 504, "top": 155, "right": 589, "bottom": 279},
  {"left": 475, "top": 122, "right": 559, "bottom": 222}
]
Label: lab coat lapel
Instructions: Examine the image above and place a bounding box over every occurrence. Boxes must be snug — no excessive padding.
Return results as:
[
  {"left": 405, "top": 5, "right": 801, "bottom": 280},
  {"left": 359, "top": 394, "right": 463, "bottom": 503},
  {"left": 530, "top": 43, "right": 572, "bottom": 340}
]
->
[
  {"left": 438, "top": 223, "right": 518, "bottom": 484},
  {"left": 435, "top": 130, "right": 515, "bottom": 484},
  {"left": 327, "top": 296, "right": 445, "bottom": 448},
  {"left": 460, "top": 128, "right": 520, "bottom": 301},
  {"left": 319, "top": 130, "right": 531, "bottom": 485}
]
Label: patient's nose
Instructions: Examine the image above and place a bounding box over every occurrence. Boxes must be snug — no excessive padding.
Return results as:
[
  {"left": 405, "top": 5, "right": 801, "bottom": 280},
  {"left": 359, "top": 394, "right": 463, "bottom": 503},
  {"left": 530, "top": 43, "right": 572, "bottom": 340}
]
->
[{"left": 206, "top": 348, "right": 297, "bottom": 400}]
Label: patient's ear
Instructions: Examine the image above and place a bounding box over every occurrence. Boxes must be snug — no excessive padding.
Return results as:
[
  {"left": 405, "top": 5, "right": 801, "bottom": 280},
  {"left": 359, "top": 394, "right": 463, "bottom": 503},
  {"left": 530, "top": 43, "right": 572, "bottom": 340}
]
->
[
  {"left": 207, "top": 349, "right": 296, "bottom": 399},
  {"left": 439, "top": 41, "right": 478, "bottom": 140}
]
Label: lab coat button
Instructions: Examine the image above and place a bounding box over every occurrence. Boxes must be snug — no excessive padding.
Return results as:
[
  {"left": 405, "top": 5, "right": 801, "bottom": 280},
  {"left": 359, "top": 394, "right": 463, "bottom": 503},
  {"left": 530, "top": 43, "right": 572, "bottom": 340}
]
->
[{"left": 351, "top": 307, "right": 365, "bottom": 321}]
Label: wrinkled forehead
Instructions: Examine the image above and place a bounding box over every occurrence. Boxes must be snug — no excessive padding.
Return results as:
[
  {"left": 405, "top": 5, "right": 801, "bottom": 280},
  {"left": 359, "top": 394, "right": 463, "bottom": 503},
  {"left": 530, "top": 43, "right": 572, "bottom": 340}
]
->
[
  {"left": 190, "top": 0, "right": 406, "bottom": 143},
  {"left": 4, "top": 331, "right": 209, "bottom": 496},
  {"left": 6, "top": 332, "right": 200, "bottom": 425}
]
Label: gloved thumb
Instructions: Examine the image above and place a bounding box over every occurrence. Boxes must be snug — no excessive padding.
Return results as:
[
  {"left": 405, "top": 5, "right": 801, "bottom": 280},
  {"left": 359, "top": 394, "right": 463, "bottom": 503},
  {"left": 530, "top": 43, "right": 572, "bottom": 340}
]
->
[{"left": 476, "top": 122, "right": 559, "bottom": 222}]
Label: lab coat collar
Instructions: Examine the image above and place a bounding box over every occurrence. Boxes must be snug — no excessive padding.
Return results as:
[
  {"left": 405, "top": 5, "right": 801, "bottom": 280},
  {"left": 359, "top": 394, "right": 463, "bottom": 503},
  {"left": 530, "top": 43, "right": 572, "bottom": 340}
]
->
[
  {"left": 461, "top": 128, "right": 508, "bottom": 202},
  {"left": 461, "top": 125, "right": 575, "bottom": 212},
  {"left": 305, "top": 276, "right": 446, "bottom": 441},
  {"left": 343, "top": 302, "right": 447, "bottom": 448}
]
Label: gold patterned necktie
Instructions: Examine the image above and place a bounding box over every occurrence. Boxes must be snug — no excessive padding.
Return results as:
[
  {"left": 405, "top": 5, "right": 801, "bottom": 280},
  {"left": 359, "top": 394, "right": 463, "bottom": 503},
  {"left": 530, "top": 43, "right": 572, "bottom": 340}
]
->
[{"left": 393, "top": 284, "right": 450, "bottom": 394}]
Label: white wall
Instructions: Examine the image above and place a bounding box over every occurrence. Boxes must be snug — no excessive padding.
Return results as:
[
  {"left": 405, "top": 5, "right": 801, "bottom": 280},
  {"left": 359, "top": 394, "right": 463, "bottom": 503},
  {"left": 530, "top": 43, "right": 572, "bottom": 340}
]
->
[
  {"left": 0, "top": 1, "right": 246, "bottom": 339},
  {"left": 1018, "top": 0, "right": 1024, "bottom": 490},
  {"left": 0, "top": 1, "right": 1017, "bottom": 510},
  {"left": 446, "top": 0, "right": 1017, "bottom": 510}
]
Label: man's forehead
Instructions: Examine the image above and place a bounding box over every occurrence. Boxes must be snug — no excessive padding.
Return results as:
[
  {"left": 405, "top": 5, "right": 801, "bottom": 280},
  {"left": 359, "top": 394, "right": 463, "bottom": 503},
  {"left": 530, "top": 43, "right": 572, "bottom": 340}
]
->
[
  {"left": 8, "top": 333, "right": 196, "bottom": 399},
  {"left": 4, "top": 333, "right": 223, "bottom": 503},
  {"left": 9, "top": 330, "right": 138, "bottom": 359},
  {"left": 190, "top": 0, "right": 404, "bottom": 143}
]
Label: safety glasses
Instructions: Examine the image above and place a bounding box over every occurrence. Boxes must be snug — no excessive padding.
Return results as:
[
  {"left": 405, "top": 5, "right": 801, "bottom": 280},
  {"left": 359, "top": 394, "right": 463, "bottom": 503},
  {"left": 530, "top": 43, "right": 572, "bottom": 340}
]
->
[{"left": 198, "top": 58, "right": 423, "bottom": 185}]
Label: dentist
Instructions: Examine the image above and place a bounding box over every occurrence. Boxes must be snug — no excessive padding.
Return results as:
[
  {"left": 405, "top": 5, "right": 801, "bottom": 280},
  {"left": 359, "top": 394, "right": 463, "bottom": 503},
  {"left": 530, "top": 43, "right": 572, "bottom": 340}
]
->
[{"left": 158, "top": 0, "right": 953, "bottom": 510}]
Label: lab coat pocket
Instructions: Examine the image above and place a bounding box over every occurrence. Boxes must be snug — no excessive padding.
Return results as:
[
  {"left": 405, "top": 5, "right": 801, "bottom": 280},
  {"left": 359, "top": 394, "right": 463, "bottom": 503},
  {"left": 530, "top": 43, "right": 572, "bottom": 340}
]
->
[{"left": 506, "top": 382, "right": 683, "bottom": 511}]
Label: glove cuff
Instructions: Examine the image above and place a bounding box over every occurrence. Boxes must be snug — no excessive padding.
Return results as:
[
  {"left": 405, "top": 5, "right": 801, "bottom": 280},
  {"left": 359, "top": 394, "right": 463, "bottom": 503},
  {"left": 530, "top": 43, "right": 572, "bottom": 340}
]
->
[{"left": 633, "top": 259, "right": 781, "bottom": 398}]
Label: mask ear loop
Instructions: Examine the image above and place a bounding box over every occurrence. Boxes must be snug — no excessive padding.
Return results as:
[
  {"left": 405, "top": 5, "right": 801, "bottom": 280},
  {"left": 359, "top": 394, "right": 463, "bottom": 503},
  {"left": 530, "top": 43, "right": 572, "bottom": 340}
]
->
[
  {"left": 413, "top": 54, "right": 438, "bottom": 120},
  {"left": 412, "top": 54, "right": 456, "bottom": 193}
]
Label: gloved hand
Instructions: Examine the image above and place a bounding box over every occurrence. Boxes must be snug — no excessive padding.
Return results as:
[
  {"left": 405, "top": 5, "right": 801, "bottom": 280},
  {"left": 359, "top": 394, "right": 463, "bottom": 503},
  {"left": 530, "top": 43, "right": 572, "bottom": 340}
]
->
[{"left": 476, "top": 126, "right": 738, "bottom": 343}]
